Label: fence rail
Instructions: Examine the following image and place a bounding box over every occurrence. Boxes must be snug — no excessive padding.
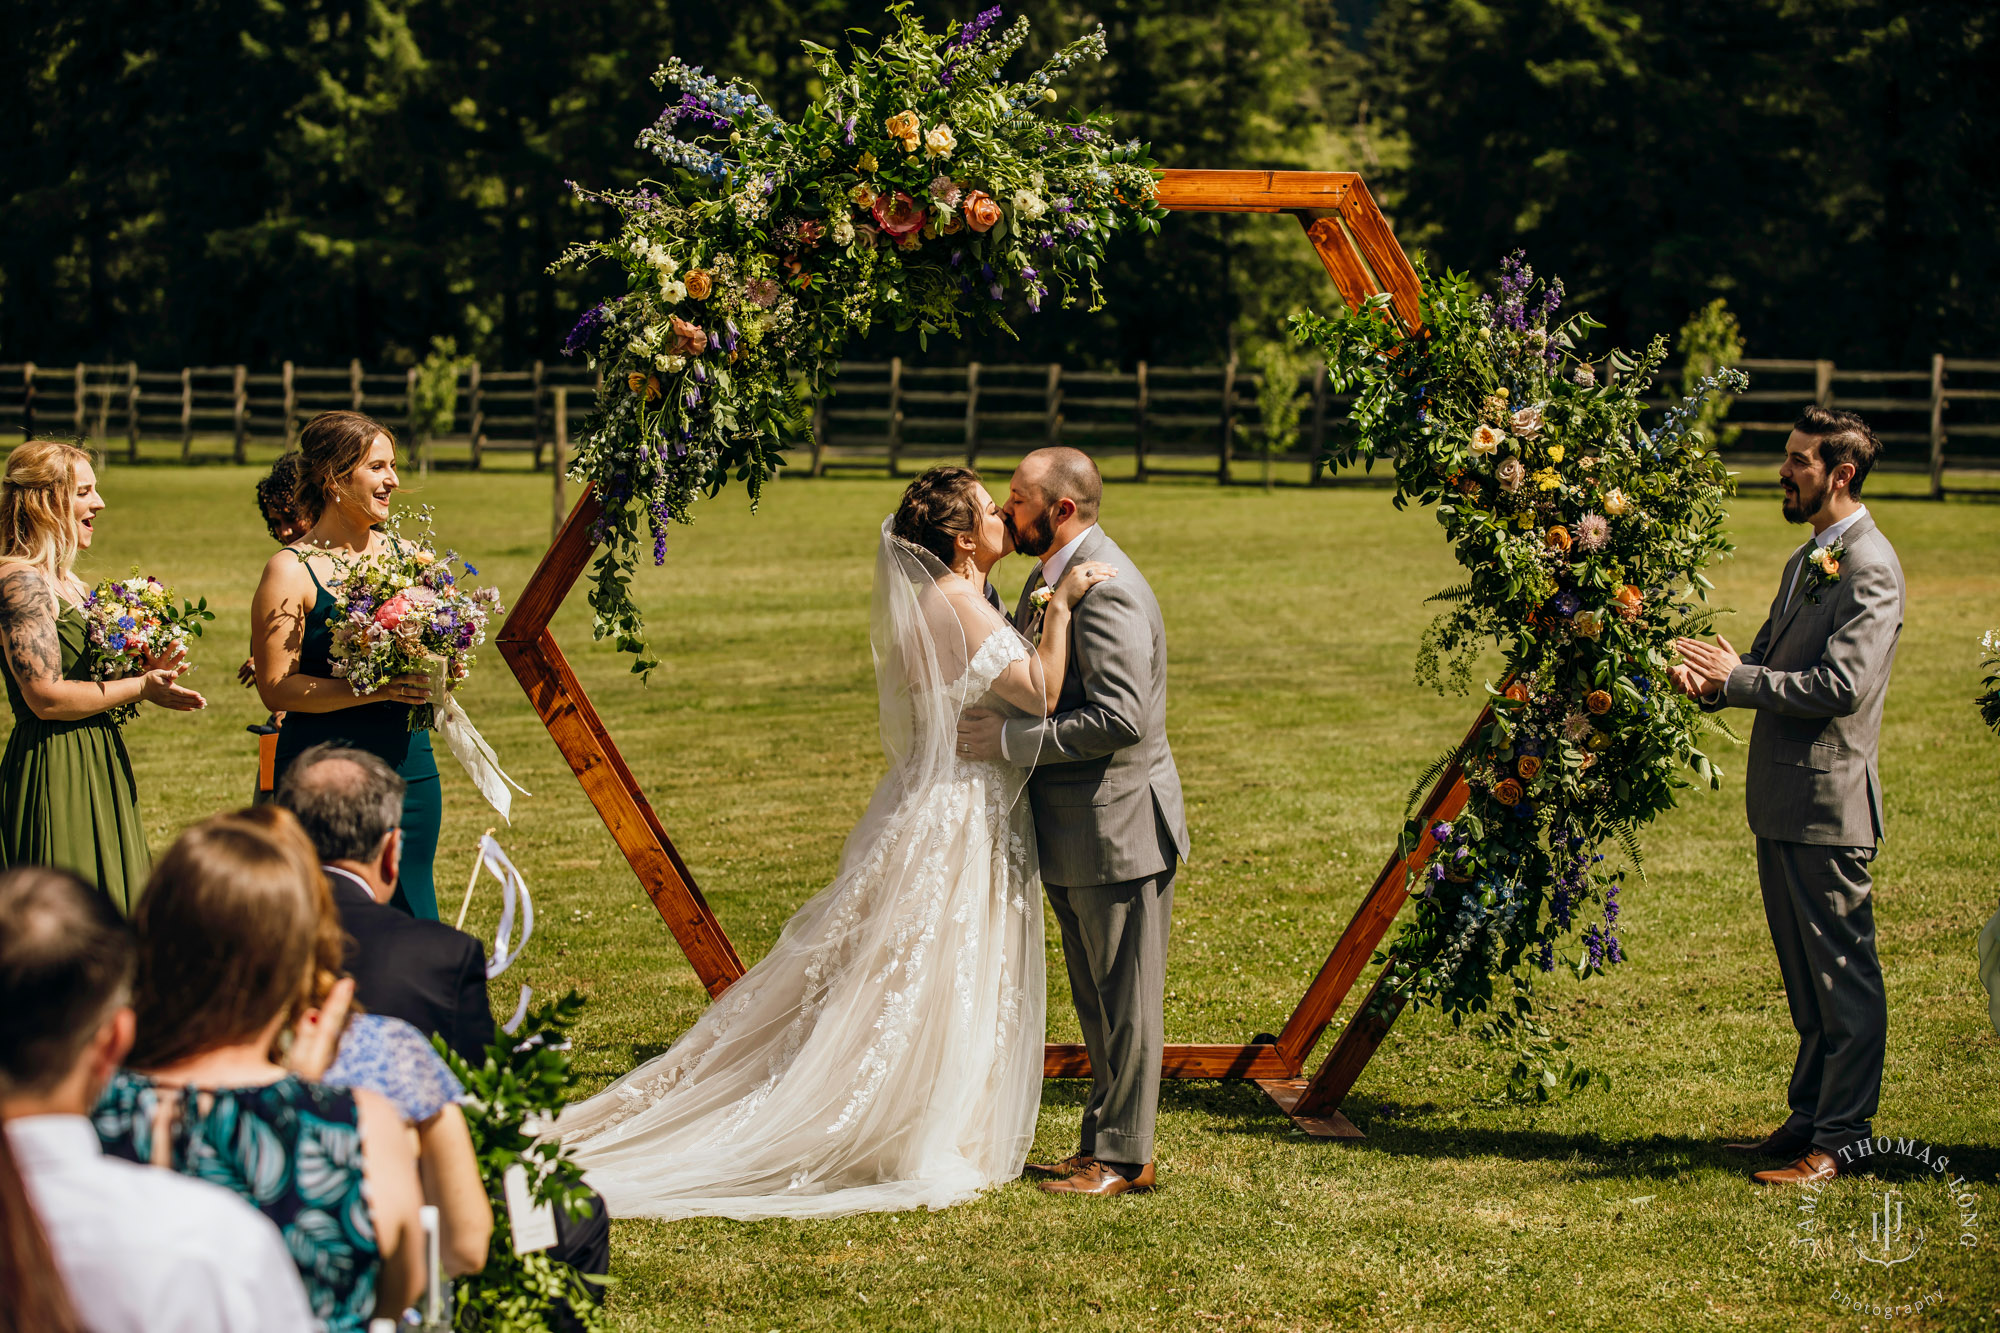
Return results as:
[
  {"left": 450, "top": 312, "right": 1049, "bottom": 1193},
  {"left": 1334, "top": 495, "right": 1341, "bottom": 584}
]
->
[{"left": 5, "top": 354, "right": 1997, "bottom": 495}]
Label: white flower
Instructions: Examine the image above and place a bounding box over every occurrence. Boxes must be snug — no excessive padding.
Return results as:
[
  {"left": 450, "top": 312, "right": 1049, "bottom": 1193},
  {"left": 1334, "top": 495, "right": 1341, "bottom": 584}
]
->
[
  {"left": 1470, "top": 424, "right": 1503, "bottom": 456},
  {"left": 1030, "top": 586, "right": 1054, "bottom": 609},
  {"left": 1602, "top": 488, "right": 1631, "bottom": 517},
  {"left": 924, "top": 124, "right": 957, "bottom": 158},
  {"left": 1011, "top": 189, "right": 1047, "bottom": 221},
  {"left": 660, "top": 275, "right": 686, "bottom": 302}
]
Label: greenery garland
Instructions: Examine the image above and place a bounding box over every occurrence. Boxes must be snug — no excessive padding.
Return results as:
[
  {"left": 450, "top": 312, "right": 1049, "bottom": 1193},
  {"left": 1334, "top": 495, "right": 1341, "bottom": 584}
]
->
[
  {"left": 558, "top": 3, "right": 1163, "bottom": 674},
  {"left": 1293, "top": 254, "right": 1745, "bottom": 1097}
]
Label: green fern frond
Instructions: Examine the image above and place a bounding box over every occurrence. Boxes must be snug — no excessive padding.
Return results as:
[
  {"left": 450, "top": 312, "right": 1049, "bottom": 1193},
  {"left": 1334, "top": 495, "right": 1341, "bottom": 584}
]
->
[
  {"left": 1426, "top": 582, "right": 1478, "bottom": 605},
  {"left": 1404, "top": 738, "right": 1468, "bottom": 815},
  {"left": 1609, "top": 820, "right": 1648, "bottom": 881}
]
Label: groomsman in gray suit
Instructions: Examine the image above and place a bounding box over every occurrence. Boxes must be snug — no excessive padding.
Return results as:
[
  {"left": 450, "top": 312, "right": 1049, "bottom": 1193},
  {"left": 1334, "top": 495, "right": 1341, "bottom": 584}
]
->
[
  {"left": 957, "top": 447, "right": 1189, "bottom": 1198},
  {"left": 1674, "top": 407, "right": 1904, "bottom": 1186}
]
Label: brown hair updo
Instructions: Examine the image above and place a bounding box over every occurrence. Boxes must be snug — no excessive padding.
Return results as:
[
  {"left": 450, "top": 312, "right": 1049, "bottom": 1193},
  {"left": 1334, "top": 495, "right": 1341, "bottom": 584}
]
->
[
  {"left": 295, "top": 410, "right": 396, "bottom": 522},
  {"left": 891, "top": 467, "right": 982, "bottom": 568},
  {"left": 0, "top": 440, "right": 93, "bottom": 597},
  {"left": 126, "top": 808, "right": 347, "bottom": 1070}
]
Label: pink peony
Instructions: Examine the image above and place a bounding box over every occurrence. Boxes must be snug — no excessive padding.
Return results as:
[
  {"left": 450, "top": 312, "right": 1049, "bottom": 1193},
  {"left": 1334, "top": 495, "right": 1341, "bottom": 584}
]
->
[
  {"left": 871, "top": 191, "right": 928, "bottom": 238},
  {"left": 374, "top": 593, "right": 413, "bottom": 631}
]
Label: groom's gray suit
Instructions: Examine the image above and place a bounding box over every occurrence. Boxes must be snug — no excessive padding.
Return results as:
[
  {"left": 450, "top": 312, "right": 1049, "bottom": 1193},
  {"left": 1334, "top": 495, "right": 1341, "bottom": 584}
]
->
[
  {"left": 1703, "top": 509, "right": 1903, "bottom": 1155},
  {"left": 999, "top": 524, "right": 1188, "bottom": 1167}
]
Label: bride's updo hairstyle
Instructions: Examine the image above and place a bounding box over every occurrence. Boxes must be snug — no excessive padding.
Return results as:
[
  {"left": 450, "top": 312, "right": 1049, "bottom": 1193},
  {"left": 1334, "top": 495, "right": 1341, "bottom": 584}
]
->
[
  {"left": 0, "top": 440, "right": 92, "bottom": 592},
  {"left": 295, "top": 410, "right": 395, "bottom": 522},
  {"left": 891, "top": 467, "right": 981, "bottom": 568}
]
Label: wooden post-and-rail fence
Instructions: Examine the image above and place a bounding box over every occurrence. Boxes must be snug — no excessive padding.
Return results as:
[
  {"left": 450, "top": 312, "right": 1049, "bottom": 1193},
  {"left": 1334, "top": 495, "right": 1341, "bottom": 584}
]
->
[{"left": 6, "top": 353, "right": 2000, "bottom": 493}]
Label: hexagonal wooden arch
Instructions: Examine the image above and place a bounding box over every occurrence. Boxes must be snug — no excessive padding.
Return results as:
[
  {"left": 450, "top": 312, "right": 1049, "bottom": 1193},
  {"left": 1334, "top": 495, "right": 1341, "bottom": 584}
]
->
[{"left": 499, "top": 171, "right": 1480, "bottom": 1138}]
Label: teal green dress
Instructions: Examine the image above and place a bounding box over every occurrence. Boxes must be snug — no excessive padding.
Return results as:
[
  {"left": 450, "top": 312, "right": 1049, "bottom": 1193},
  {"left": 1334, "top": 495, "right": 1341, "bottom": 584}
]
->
[
  {"left": 0, "top": 602, "right": 150, "bottom": 911},
  {"left": 273, "top": 552, "right": 442, "bottom": 919},
  {"left": 94, "top": 1069, "right": 380, "bottom": 1333}
]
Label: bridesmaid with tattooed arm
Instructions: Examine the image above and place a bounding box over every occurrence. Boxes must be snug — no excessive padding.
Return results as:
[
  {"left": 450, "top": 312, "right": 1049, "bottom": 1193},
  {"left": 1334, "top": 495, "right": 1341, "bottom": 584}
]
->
[{"left": 0, "top": 442, "right": 205, "bottom": 911}]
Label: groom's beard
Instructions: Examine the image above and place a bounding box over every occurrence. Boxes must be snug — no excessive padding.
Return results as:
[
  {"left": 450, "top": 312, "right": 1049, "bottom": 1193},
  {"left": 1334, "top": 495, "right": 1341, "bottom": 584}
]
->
[
  {"left": 1782, "top": 478, "right": 1826, "bottom": 525},
  {"left": 1006, "top": 509, "right": 1056, "bottom": 558}
]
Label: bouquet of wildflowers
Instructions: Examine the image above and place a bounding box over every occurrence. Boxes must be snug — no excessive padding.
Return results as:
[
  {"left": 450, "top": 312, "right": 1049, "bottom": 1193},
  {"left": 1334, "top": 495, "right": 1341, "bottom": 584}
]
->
[
  {"left": 82, "top": 572, "right": 214, "bottom": 724},
  {"left": 1979, "top": 629, "right": 2000, "bottom": 736},
  {"left": 558, "top": 1, "right": 1163, "bottom": 674},
  {"left": 324, "top": 512, "right": 502, "bottom": 732}
]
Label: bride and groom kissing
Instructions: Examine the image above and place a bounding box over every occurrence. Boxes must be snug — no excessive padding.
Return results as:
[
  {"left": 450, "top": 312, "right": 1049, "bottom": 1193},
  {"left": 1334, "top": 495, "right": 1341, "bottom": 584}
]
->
[{"left": 555, "top": 447, "right": 1189, "bottom": 1218}]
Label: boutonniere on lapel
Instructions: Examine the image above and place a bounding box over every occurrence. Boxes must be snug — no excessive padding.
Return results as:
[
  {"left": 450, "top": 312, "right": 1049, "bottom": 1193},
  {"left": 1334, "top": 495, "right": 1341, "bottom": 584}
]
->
[
  {"left": 1028, "top": 585, "right": 1053, "bottom": 641},
  {"left": 1802, "top": 540, "right": 1845, "bottom": 604}
]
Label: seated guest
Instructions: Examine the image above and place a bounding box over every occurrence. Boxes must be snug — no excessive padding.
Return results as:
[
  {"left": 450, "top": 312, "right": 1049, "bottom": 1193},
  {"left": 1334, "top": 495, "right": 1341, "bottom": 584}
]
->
[
  {"left": 0, "top": 865, "right": 313, "bottom": 1332},
  {"left": 276, "top": 743, "right": 494, "bottom": 1063},
  {"left": 277, "top": 742, "right": 611, "bottom": 1328},
  {"left": 95, "top": 811, "right": 423, "bottom": 1331}
]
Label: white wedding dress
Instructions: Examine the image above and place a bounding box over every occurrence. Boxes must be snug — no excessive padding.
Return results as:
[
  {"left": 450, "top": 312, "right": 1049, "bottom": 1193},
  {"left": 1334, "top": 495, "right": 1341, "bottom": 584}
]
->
[{"left": 556, "top": 522, "right": 1048, "bottom": 1220}]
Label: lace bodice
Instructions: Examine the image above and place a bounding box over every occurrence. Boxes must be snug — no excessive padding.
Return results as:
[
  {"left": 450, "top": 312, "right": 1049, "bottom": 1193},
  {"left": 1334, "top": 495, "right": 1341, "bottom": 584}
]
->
[{"left": 955, "top": 627, "right": 1030, "bottom": 706}]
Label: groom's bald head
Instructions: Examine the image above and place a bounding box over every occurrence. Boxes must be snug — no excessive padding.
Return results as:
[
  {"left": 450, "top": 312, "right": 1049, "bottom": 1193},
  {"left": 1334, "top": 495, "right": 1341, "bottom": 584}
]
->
[{"left": 1019, "top": 447, "right": 1102, "bottom": 523}]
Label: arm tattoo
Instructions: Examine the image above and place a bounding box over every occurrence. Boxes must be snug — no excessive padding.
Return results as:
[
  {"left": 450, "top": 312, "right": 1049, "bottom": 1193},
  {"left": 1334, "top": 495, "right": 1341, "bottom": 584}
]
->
[{"left": 0, "top": 568, "right": 65, "bottom": 689}]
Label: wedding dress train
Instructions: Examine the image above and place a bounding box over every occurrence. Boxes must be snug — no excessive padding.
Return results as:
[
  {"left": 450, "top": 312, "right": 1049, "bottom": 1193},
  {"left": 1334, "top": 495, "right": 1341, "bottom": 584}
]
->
[{"left": 556, "top": 523, "right": 1047, "bottom": 1220}]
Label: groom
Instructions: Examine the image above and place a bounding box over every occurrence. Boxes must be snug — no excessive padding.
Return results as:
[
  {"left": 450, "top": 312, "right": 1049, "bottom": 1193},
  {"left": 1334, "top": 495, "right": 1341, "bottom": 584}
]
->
[
  {"left": 1673, "top": 406, "right": 1903, "bottom": 1186},
  {"left": 957, "top": 447, "right": 1189, "bottom": 1198}
]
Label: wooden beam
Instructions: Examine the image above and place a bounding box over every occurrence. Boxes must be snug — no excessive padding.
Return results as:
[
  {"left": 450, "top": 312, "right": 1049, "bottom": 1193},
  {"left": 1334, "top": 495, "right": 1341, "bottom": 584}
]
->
[
  {"left": 1155, "top": 170, "right": 1359, "bottom": 214},
  {"left": 1044, "top": 1042, "right": 1294, "bottom": 1080}
]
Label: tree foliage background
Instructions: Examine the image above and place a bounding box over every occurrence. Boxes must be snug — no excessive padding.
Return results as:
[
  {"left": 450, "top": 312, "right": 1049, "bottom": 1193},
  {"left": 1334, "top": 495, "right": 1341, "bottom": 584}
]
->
[{"left": 2, "top": 0, "right": 1993, "bottom": 370}]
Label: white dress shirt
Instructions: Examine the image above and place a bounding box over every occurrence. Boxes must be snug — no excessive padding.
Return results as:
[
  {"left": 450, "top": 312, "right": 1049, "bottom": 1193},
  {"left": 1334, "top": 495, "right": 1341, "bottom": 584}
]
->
[
  {"left": 1782, "top": 504, "right": 1868, "bottom": 611},
  {"left": 6, "top": 1113, "right": 315, "bottom": 1333},
  {"left": 1034, "top": 525, "right": 1096, "bottom": 593}
]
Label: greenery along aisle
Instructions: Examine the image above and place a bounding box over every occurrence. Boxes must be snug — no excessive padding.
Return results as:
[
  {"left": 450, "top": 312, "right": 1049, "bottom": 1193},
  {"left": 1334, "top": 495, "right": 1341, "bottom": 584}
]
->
[
  {"left": 1294, "top": 254, "right": 1747, "bottom": 1094},
  {"left": 556, "top": 3, "right": 1163, "bottom": 673}
]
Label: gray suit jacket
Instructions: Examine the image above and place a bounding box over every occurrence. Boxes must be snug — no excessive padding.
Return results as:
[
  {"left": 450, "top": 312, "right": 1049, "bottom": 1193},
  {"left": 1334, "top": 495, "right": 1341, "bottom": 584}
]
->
[
  {"left": 999, "top": 526, "right": 1190, "bottom": 887},
  {"left": 1703, "top": 513, "right": 1904, "bottom": 847}
]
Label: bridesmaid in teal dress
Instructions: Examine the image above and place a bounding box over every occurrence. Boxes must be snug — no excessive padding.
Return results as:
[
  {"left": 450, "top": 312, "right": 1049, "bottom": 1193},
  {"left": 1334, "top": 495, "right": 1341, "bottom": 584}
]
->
[
  {"left": 251, "top": 411, "right": 443, "bottom": 918},
  {"left": 0, "top": 441, "right": 207, "bottom": 911}
]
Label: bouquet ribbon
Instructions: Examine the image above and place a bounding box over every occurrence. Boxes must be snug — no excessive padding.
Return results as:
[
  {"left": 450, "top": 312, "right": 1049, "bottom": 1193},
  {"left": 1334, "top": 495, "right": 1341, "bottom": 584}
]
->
[{"left": 432, "top": 674, "right": 530, "bottom": 822}]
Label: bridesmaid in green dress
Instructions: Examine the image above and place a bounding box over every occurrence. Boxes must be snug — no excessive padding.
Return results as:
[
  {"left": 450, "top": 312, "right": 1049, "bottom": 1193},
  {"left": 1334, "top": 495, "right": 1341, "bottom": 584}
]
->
[
  {"left": 0, "top": 441, "right": 207, "bottom": 911},
  {"left": 251, "top": 412, "right": 443, "bottom": 918}
]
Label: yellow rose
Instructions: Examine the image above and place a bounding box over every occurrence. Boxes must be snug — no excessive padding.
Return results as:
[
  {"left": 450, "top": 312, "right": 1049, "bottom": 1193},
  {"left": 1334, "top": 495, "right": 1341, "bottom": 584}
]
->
[
  {"left": 1603, "top": 488, "right": 1630, "bottom": 517},
  {"left": 849, "top": 183, "right": 879, "bottom": 209},
  {"left": 884, "top": 109, "right": 921, "bottom": 153},
  {"left": 924, "top": 124, "right": 957, "bottom": 158},
  {"left": 857, "top": 151, "right": 879, "bottom": 173}
]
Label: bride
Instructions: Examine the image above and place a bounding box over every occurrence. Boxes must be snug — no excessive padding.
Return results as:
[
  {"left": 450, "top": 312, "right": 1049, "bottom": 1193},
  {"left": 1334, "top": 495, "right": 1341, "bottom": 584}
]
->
[{"left": 557, "top": 466, "right": 1115, "bottom": 1220}]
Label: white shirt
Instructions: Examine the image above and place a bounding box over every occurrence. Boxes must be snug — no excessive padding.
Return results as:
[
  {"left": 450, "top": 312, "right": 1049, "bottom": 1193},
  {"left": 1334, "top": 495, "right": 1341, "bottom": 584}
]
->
[
  {"left": 6, "top": 1114, "right": 315, "bottom": 1333},
  {"left": 1783, "top": 505, "right": 1868, "bottom": 611},
  {"left": 1035, "top": 525, "right": 1096, "bottom": 592}
]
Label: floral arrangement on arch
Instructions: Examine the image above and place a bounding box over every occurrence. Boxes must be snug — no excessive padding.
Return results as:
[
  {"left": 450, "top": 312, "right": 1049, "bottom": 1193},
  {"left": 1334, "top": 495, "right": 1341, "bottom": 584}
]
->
[
  {"left": 1293, "top": 253, "right": 1746, "bottom": 1096},
  {"left": 556, "top": 2, "right": 1164, "bottom": 674}
]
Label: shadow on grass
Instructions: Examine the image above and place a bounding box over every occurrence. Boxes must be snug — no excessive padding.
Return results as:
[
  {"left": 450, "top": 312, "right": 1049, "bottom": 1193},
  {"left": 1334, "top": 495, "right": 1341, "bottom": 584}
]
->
[{"left": 1151, "top": 1079, "right": 2000, "bottom": 1182}]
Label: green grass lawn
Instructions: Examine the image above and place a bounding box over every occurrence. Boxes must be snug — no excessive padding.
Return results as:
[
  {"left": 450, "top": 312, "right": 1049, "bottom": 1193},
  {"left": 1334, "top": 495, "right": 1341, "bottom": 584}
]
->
[{"left": 32, "top": 456, "right": 2000, "bottom": 1331}]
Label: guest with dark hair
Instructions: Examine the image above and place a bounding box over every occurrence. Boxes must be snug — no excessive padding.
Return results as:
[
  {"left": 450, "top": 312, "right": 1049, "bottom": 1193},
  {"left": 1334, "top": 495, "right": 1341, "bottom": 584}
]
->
[
  {"left": 1, "top": 865, "right": 312, "bottom": 1332},
  {"left": 94, "top": 810, "right": 424, "bottom": 1330},
  {"left": 250, "top": 410, "right": 443, "bottom": 918},
  {"left": 276, "top": 742, "right": 493, "bottom": 1063}
]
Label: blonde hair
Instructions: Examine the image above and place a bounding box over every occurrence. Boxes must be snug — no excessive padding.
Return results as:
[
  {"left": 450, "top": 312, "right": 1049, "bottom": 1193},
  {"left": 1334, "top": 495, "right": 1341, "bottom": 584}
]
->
[{"left": 0, "top": 441, "right": 92, "bottom": 602}]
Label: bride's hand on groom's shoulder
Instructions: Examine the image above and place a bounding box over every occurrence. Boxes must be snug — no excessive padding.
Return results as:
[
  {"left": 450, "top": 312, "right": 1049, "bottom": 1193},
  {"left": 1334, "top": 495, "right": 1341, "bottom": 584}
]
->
[{"left": 1054, "top": 561, "right": 1118, "bottom": 611}]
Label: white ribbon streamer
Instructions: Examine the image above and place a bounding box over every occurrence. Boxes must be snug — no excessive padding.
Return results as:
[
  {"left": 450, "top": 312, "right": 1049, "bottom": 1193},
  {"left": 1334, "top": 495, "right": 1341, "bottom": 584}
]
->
[
  {"left": 433, "top": 688, "right": 530, "bottom": 822},
  {"left": 473, "top": 834, "right": 535, "bottom": 980}
]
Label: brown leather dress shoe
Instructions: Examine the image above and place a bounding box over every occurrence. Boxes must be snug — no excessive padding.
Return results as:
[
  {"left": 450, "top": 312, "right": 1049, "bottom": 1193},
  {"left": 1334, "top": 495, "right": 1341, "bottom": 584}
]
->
[
  {"left": 1751, "top": 1150, "right": 1840, "bottom": 1186},
  {"left": 1023, "top": 1153, "right": 1094, "bottom": 1180},
  {"left": 1037, "top": 1159, "right": 1155, "bottom": 1197},
  {"left": 1724, "top": 1128, "right": 1813, "bottom": 1160}
]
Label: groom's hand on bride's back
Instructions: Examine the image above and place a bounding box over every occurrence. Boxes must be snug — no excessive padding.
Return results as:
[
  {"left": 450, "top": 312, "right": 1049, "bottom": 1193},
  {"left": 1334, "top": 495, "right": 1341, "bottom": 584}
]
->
[{"left": 958, "top": 709, "right": 1004, "bottom": 761}]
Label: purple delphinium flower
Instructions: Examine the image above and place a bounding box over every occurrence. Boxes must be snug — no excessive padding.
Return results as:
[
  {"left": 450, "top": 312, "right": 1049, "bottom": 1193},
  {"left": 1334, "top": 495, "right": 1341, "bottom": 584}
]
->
[
  {"left": 942, "top": 0, "right": 1004, "bottom": 80},
  {"left": 841, "top": 115, "right": 857, "bottom": 147},
  {"left": 1537, "top": 939, "right": 1554, "bottom": 973},
  {"left": 561, "top": 302, "right": 608, "bottom": 358}
]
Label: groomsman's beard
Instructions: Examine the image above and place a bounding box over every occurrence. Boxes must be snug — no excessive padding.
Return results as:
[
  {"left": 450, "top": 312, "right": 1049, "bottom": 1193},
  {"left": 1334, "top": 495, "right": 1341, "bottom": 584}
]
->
[
  {"left": 1781, "top": 479, "right": 1827, "bottom": 525},
  {"left": 1006, "top": 509, "right": 1056, "bottom": 558}
]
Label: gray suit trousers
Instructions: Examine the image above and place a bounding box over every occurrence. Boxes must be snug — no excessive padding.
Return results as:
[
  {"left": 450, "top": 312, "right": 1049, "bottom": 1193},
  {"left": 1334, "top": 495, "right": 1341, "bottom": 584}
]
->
[
  {"left": 1756, "top": 837, "right": 1886, "bottom": 1152},
  {"left": 1045, "top": 841, "right": 1175, "bottom": 1166}
]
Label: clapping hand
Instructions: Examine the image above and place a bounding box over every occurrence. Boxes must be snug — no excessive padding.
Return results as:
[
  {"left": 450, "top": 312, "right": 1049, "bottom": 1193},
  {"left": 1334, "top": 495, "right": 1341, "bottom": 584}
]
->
[
  {"left": 1672, "top": 635, "right": 1739, "bottom": 699},
  {"left": 141, "top": 664, "right": 206, "bottom": 712},
  {"left": 283, "top": 976, "right": 355, "bottom": 1081}
]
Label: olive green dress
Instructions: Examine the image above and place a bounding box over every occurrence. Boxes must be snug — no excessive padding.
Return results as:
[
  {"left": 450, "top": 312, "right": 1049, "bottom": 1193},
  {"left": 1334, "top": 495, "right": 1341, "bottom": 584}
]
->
[{"left": 0, "top": 603, "right": 150, "bottom": 911}]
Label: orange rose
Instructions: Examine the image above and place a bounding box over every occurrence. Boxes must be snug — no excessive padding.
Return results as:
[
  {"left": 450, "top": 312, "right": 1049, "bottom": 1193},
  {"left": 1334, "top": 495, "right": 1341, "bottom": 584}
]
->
[
  {"left": 668, "top": 316, "right": 707, "bottom": 356},
  {"left": 884, "top": 109, "right": 921, "bottom": 153},
  {"left": 1492, "top": 778, "right": 1524, "bottom": 806},
  {"left": 1503, "top": 682, "right": 1530, "bottom": 704},
  {"left": 1517, "top": 755, "right": 1542, "bottom": 781},
  {"left": 1613, "top": 584, "right": 1644, "bottom": 621},
  {"left": 685, "top": 269, "right": 713, "bottom": 300},
  {"left": 1585, "top": 689, "right": 1613, "bottom": 715},
  {"left": 1545, "top": 525, "right": 1572, "bottom": 554},
  {"left": 962, "top": 189, "right": 1002, "bottom": 232}
]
